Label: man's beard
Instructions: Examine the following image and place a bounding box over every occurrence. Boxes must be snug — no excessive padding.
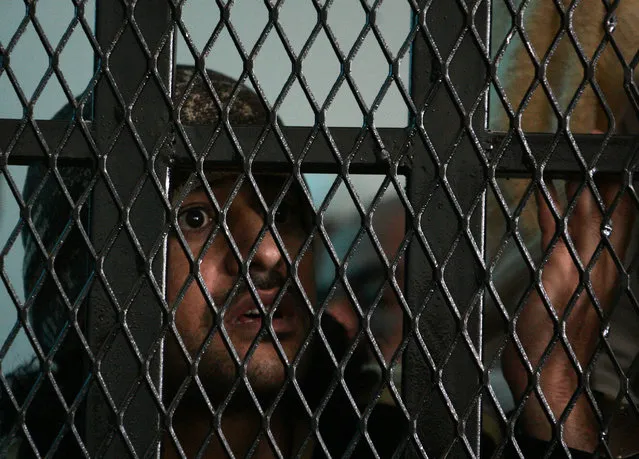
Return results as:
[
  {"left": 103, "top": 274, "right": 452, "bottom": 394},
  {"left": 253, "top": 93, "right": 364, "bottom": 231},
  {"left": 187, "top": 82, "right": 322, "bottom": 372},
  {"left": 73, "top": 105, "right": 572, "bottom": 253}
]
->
[{"left": 163, "top": 269, "right": 313, "bottom": 414}]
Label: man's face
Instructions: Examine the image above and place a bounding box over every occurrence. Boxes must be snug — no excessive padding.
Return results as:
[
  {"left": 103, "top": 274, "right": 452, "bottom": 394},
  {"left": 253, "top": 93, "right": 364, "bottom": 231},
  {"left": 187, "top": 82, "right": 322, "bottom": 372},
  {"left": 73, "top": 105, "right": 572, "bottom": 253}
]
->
[{"left": 165, "top": 173, "right": 315, "bottom": 403}]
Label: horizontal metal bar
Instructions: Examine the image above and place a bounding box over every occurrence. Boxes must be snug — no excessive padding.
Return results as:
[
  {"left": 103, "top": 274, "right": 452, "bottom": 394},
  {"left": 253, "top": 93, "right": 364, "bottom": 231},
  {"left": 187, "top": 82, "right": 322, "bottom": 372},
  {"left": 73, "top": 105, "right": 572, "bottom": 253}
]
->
[
  {"left": 0, "top": 119, "right": 95, "bottom": 166},
  {"left": 1, "top": 121, "right": 416, "bottom": 173},
  {"left": 5, "top": 122, "right": 636, "bottom": 178},
  {"left": 173, "top": 125, "right": 415, "bottom": 174},
  {"left": 490, "top": 132, "right": 639, "bottom": 177}
]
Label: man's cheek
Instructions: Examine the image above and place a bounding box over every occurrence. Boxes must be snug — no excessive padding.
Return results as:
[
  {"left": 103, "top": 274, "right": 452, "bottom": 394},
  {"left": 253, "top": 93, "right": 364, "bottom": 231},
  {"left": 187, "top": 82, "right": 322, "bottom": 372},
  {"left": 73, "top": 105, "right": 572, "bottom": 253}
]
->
[
  {"left": 167, "top": 265, "right": 190, "bottom": 304},
  {"left": 174, "top": 299, "right": 211, "bottom": 353},
  {"left": 167, "top": 242, "right": 189, "bottom": 296}
]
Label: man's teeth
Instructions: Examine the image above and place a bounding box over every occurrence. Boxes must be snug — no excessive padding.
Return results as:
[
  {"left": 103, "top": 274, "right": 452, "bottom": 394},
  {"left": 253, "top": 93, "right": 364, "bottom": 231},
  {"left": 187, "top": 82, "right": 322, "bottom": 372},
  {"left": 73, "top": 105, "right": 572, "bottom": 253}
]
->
[{"left": 242, "top": 308, "right": 284, "bottom": 319}]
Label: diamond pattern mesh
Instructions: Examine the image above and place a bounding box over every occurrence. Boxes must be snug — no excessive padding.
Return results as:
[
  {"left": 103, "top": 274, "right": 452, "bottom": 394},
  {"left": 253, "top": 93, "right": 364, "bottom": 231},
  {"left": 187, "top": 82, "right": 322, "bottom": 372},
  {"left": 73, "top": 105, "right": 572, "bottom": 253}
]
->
[{"left": 0, "top": 0, "right": 638, "bottom": 457}]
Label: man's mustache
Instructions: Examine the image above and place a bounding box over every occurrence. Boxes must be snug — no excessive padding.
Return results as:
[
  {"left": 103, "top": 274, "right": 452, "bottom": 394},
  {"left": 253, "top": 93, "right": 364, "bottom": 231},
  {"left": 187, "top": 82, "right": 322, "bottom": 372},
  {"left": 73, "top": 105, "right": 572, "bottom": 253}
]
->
[{"left": 213, "top": 269, "right": 288, "bottom": 308}]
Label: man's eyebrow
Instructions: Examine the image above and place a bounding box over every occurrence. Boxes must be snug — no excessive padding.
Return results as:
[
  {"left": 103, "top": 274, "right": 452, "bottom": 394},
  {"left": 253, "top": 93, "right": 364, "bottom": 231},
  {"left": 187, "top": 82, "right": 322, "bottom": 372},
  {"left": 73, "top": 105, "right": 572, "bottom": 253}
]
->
[
  {"left": 175, "top": 182, "right": 205, "bottom": 201},
  {"left": 172, "top": 181, "right": 211, "bottom": 207},
  {"left": 186, "top": 182, "right": 205, "bottom": 193},
  {"left": 178, "top": 174, "right": 236, "bottom": 196}
]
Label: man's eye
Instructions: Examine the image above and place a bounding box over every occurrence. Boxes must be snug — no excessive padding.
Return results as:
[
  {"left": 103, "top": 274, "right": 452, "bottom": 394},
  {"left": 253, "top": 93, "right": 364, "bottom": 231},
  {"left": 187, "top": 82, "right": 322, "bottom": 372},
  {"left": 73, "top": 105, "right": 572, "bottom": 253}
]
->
[{"left": 178, "top": 207, "right": 214, "bottom": 231}]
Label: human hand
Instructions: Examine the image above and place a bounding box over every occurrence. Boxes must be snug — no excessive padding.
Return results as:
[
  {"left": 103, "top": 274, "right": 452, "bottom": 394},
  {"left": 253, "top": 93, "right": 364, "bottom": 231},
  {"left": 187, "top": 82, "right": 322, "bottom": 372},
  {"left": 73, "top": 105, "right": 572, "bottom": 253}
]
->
[{"left": 502, "top": 178, "right": 635, "bottom": 451}]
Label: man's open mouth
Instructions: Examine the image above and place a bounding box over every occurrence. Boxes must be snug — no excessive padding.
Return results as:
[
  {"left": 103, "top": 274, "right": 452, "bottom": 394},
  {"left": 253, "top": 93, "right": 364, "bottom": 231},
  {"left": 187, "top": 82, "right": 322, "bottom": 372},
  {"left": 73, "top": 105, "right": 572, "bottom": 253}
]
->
[
  {"left": 227, "top": 290, "right": 299, "bottom": 334},
  {"left": 241, "top": 305, "right": 285, "bottom": 318},
  {"left": 237, "top": 305, "right": 285, "bottom": 322}
]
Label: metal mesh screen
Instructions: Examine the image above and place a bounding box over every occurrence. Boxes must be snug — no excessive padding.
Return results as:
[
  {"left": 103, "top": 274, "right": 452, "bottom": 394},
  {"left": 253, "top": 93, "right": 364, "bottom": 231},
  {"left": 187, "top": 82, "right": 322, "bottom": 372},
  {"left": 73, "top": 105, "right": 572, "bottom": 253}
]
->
[{"left": 0, "top": 0, "right": 638, "bottom": 457}]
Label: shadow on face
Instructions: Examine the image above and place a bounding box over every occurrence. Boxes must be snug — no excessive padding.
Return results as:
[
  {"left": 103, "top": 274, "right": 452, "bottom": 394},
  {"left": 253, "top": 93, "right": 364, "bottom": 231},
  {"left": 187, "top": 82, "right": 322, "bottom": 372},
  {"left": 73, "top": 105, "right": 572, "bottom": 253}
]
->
[{"left": 164, "top": 172, "right": 316, "bottom": 409}]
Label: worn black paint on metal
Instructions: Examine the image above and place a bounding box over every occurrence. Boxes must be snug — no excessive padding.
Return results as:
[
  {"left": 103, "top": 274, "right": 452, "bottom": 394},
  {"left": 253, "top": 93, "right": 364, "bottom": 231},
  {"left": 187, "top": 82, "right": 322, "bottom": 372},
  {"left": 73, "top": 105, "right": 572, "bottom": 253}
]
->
[
  {"left": 1, "top": 0, "right": 638, "bottom": 457},
  {"left": 86, "top": 0, "right": 173, "bottom": 456}
]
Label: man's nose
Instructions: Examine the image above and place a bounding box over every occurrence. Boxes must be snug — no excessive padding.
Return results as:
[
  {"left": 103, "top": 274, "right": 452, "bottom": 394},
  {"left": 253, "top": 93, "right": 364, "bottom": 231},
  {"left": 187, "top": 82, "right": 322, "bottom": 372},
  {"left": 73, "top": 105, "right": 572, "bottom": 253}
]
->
[
  {"left": 226, "top": 206, "right": 285, "bottom": 277},
  {"left": 251, "top": 227, "right": 284, "bottom": 275}
]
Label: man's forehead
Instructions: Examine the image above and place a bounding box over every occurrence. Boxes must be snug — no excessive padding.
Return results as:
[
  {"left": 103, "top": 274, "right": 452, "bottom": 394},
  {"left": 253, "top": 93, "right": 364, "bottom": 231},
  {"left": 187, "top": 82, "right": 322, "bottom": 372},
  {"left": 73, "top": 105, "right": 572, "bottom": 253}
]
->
[{"left": 172, "top": 170, "right": 307, "bottom": 202}]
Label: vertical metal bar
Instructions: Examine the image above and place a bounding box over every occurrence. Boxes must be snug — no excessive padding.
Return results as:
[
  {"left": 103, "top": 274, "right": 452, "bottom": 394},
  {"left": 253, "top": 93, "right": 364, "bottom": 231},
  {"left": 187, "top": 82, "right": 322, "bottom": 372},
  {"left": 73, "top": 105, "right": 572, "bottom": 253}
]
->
[
  {"left": 403, "top": 1, "right": 487, "bottom": 457},
  {"left": 87, "top": 0, "right": 172, "bottom": 456}
]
